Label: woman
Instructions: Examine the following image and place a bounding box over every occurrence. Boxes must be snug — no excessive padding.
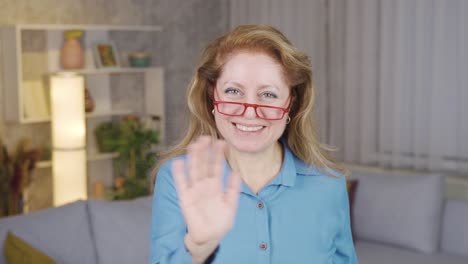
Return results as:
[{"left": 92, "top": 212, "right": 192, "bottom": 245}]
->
[{"left": 149, "top": 25, "right": 358, "bottom": 264}]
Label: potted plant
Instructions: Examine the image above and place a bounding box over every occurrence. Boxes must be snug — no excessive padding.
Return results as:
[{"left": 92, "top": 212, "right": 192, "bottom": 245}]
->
[
  {"left": 94, "top": 122, "right": 120, "bottom": 153},
  {"left": 0, "top": 138, "right": 40, "bottom": 217},
  {"left": 95, "top": 116, "right": 159, "bottom": 200}
]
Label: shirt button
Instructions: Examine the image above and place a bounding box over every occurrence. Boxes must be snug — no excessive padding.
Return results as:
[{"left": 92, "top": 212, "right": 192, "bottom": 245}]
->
[
  {"left": 259, "top": 243, "right": 268, "bottom": 250},
  {"left": 257, "top": 202, "right": 264, "bottom": 209}
]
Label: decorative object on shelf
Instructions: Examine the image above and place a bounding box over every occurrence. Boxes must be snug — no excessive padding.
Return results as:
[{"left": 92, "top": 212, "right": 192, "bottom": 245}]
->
[
  {"left": 60, "top": 30, "right": 85, "bottom": 70},
  {"left": 93, "top": 43, "right": 120, "bottom": 68},
  {"left": 23, "top": 80, "right": 50, "bottom": 119},
  {"left": 128, "top": 52, "right": 151, "bottom": 68},
  {"left": 84, "top": 88, "right": 95, "bottom": 113},
  {"left": 92, "top": 181, "right": 105, "bottom": 199},
  {"left": 94, "top": 122, "right": 120, "bottom": 153},
  {"left": 0, "top": 137, "right": 40, "bottom": 217},
  {"left": 50, "top": 73, "right": 87, "bottom": 206},
  {"left": 94, "top": 115, "right": 159, "bottom": 200}
]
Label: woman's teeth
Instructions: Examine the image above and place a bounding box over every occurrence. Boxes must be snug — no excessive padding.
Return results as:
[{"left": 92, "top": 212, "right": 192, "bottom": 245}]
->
[{"left": 235, "top": 124, "right": 263, "bottom": 132}]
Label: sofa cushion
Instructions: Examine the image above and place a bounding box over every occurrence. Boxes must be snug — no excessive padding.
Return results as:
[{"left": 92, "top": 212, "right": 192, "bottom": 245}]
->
[
  {"left": 355, "top": 240, "right": 468, "bottom": 264},
  {"left": 4, "top": 231, "right": 56, "bottom": 264},
  {"left": 441, "top": 199, "right": 468, "bottom": 257},
  {"left": 351, "top": 170, "right": 444, "bottom": 253},
  {"left": 87, "top": 196, "right": 152, "bottom": 264},
  {"left": 0, "top": 200, "right": 97, "bottom": 264}
]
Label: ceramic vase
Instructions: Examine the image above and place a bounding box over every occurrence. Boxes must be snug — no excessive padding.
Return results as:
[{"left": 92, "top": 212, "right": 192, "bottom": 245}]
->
[{"left": 60, "top": 30, "right": 85, "bottom": 69}]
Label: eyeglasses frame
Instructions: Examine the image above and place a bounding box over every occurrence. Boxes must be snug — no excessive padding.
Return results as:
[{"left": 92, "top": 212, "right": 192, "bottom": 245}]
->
[{"left": 212, "top": 98, "right": 291, "bottom": 121}]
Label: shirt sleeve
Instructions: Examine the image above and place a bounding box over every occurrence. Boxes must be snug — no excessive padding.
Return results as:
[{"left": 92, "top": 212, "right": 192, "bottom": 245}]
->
[
  {"left": 149, "top": 160, "right": 194, "bottom": 264},
  {"left": 333, "top": 177, "right": 359, "bottom": 264}
]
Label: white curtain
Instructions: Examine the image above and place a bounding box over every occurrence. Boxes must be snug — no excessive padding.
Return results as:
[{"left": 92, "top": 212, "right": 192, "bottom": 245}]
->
[
  {"left": 329, "top": 0, "right": 468, "bottom": 173},
  {"left": 229, "top": 0, "right": 329, "bottom": 141},
  {"left": 230, "top": 0, "right": 468, "bottom": 174},
  {"left": 328, "top": 0, "right": 379, "bottom": 163}
]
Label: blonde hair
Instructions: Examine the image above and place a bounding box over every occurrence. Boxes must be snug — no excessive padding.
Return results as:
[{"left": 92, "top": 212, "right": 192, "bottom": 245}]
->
[{"left": 152, "top": 24, "right": 346, "bottom": 181}]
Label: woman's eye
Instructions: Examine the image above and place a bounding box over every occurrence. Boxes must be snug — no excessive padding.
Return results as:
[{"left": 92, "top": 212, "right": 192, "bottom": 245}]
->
[
  {"left": 262, "top": 92, "right": 278, "bottom": 99},
  {"left": 224, "top": 88, "right": 241, "bottom": 95}
]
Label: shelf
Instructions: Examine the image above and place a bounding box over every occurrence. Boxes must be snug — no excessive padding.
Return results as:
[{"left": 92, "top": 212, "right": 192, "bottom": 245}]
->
[
  {"left": 88, "top": 152, "right": 119, "bottom": 161},
  {"left": 36, "top": 152, "right": 119, "bottom": 169},
  {"left": 11, "top": 24, "right": 163, "bottom": 32},
  {"left": 36, "top": 160, "right": 52, "bottom": 169},
  {"left": 53, "top": 67, "right": 163, "bottom": 75},
  {"left": 21, "top": 117, "right": 52, "bottom": 124},
  {"left": 86, "top": 110, "right": 133, "bottom": 119},
  {"left": 21, "top": 109, "right": 134, "bottom": 124}
]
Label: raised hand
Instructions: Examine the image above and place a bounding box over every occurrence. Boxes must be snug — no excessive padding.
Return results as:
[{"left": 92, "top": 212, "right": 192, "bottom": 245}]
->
[{"left": 172, "top": 136, "right": 242, "bottom": 247}]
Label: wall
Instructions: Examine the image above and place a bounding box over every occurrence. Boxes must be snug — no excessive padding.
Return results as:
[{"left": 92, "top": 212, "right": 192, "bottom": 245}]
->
[{"left": 0, "top": 0, "right": 229, "bottom": 211}]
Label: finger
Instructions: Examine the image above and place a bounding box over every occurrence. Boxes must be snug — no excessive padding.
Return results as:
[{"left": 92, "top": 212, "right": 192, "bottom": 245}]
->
[
  {"left": 210, "top": 140, "right": 226, "bottom": 182},
  {"left": 171, "top": 159, "right": 189, "bottom": 202},
  {"left": 210, "top": 140, "right": 226, "bottom": 192},
  {"left": 198, "top": 136, "right": 212, "bottom": 180},
  {"left": 187, "top": 138, "right": 205, "bottom": 183},
  {"left": 225, "top": 171, "right": 242, "bottom": 210}
]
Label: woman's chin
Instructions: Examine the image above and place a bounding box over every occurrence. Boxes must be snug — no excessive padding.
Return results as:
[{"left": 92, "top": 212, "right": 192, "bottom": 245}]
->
[{"left": 226, "top": 139, "right": 274, "bottom": 155}]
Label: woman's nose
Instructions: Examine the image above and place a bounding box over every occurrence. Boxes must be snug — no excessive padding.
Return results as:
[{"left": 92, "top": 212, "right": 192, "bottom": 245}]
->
[{"left": 243, "top": 105, "right": 257, "bottom": 119}]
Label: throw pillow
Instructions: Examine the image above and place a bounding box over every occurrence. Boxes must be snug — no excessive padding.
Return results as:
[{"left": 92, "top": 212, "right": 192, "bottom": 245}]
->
[
  {"left": 4, "top": 231, "right": 55, "bottom": 264},
  {"left": 352, "top": 170, "right": 444, "bottom": 253}
]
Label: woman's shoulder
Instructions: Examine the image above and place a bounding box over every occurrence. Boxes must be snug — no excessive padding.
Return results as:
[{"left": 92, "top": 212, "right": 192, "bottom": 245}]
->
[
  {"left": 293, "top": 156, "right": 347, "bottom": 192},
  {"left": 157, "top": 154, "right": 188, "bottom": 174},
  {"left": 293, "top": 156, "right": 345, "bottom": 178}
]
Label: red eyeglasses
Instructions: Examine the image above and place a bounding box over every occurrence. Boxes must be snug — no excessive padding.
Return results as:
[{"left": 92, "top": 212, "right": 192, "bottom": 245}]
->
[{"left": 213, "top": 90, "right": 290, "bottom": 120}]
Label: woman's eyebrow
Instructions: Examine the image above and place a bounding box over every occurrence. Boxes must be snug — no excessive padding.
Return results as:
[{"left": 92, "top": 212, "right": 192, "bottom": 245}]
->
[
  {"left": 222, "top": 81, "right": 244, "bottom": 88},
  {"left": 258, "top": 84, "right": 280, "bottom": 91},
  {"left": 223, "top": 81, "right": 281, "bottom": 91}
]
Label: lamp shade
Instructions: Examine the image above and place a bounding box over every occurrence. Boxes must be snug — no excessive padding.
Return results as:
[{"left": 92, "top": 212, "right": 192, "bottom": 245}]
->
[
  {"left": 50, "top": 72, "right": 87, "bottom": 206},
  {"left": 50, "top": 73, "right": 86, "bottom": 149}
]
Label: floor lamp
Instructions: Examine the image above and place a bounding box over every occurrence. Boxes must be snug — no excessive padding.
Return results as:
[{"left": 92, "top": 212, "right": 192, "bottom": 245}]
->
[{"left": 50, "top": 72, "right": 87, "bottom": 206}]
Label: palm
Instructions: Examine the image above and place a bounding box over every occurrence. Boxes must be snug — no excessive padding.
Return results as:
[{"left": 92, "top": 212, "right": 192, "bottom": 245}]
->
[{"left": 172, "top": 136, "right": 241, "bottom": 244}]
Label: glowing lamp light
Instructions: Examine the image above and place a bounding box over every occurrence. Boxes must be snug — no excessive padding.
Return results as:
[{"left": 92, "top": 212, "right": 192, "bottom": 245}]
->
[{"left": 50, "top": 73, "right": 87, "bottom": 206}]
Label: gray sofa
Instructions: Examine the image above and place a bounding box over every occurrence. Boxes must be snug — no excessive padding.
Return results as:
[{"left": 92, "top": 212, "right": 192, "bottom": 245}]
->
[
  {"left": 0, "top": 196, "right": 153, "bottom": 264},
  {"left": 351, "top": 168, "right": 468, "bottom": 264},
  {"left": 1, "top": 169, "right": 467, "bottom": 264}
]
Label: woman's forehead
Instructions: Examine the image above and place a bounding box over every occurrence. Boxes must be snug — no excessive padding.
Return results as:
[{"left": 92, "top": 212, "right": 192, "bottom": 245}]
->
[{"left": 217, "top": 51, "right": 290, "bottom": 90}]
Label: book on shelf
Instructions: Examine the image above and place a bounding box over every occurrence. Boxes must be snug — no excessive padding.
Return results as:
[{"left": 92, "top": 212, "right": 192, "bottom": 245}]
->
[{"left": 23, "top": 80, "right": 50, "bottom": 119}]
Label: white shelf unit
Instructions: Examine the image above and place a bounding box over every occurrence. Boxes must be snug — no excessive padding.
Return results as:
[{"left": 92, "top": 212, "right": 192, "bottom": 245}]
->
[
  {"left": 1, "top": 24, "right": 164, "bottom": 125},
  {"left": 1, "top": 24, "right": 165, "bottom": 193}
]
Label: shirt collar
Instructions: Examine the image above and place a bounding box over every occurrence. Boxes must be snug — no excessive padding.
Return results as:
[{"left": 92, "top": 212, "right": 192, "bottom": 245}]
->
[
  {"left": 222, "top": 143, "right": 324, "bottom": 193},
  {"left": 275, "top": 143, "right": 297, "bottom": 187}
]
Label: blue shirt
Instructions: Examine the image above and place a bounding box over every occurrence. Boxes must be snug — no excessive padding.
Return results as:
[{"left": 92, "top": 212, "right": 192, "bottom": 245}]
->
[{"left": 149, "top": 144, "right": 359, "bottom": 264}]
